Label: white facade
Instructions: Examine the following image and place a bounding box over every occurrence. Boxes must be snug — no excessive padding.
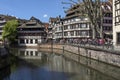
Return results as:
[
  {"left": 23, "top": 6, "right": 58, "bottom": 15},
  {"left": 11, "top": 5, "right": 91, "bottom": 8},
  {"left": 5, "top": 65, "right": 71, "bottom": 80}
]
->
[
  {"left": 54, "top": 17, "right": 91, "bottom": 40},
  {"left": 18, "top": 17, "right": 46, "bottom": 46},
  {"left": 18, "top": 38, "right": 41, "bottom": 46},
  {"left": 18, "top": 36, "right": 42, "bottom": 46},
  {"left": 0, "top": 20, "right": 6, "bottom": 39},
  {"left": 18, "top": 48, "right": 42, "bottom": 59},
  {"left": 113, "top": 0, "right": 120, "bottom": 46}
]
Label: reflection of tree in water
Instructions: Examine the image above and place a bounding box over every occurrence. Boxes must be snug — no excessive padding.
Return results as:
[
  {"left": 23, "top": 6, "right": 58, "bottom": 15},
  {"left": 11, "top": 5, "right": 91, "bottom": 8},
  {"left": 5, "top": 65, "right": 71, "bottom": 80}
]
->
[
  {"left": 0, "top": 53, "right": 11, "bottom": 80},
  {"left": 0, "top": 65, "right": 11, "bottom": 80}
]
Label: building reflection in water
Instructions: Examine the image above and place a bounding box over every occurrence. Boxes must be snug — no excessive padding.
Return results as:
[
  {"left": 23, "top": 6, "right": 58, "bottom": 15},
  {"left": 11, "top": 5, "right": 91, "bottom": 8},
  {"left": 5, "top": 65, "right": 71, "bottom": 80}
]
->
[
  {"left": 18, "top": 48, "right": 44, "bottom": 59},
  {"left": 0, "top": 48, "right": 120, "bottom": 80},
  {"left": 47, "top": 54, "right": 118, "bottom": 80}
]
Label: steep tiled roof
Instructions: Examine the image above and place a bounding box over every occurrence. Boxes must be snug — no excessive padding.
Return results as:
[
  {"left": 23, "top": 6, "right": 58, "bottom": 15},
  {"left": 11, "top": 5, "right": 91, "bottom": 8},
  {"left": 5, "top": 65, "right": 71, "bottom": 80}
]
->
[
  {"left": 49, "top": 17, "right": 59, "bottom": 23},
  {"left": 0, "top": 14, "right": 16, "bottom": 21},
  {"left": 18, "top": 16, "right": 44, "bottom": 28},
  {"left": 65, "top": 1, "right": 112, "bottom": 19},
  {"left": 30, "top": 16, "right": 43, "bottom": 24},
  {"left": 0, "top": 14, "right": 28, "bottom": 26}
]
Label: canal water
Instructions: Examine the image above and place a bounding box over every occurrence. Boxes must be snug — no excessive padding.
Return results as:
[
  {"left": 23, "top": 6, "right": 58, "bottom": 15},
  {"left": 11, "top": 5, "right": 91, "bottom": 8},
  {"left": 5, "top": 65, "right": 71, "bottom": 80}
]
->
[{"left": 1, "top": 48, "right": 120, "bottom": 80}]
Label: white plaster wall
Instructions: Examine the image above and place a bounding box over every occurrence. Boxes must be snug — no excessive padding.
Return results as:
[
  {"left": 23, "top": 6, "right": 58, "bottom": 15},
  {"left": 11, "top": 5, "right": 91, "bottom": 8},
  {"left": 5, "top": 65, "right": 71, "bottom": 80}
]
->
[
  {"left": 18, "top": 37, "right": 44, "bottom": 46},
  {"left": 113, "top": 0, "right": 120, "bottom": 45}
]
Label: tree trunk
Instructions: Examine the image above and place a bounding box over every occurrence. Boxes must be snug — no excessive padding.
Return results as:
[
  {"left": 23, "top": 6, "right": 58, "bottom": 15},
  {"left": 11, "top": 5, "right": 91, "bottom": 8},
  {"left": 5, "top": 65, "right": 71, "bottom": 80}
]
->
[
  {"left": 100, "top": 15, "right": 103, "bottom": 39},
  {"left": 99, "top": 27, "right": 103, "bottom": 39},
  {"left": 92, "top": 27, "right": 96, "bottom": 39}
]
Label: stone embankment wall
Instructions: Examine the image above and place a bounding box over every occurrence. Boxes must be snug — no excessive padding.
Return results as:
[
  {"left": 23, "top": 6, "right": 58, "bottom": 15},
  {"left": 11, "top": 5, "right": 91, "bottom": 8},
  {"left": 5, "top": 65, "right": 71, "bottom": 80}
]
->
[{"left": 39, "top": 44, "right": 120, "bottom": 67}]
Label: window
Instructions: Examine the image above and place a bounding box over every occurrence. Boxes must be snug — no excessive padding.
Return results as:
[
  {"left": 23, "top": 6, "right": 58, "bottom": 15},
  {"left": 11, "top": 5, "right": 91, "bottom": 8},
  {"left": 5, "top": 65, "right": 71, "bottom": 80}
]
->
[
  {"left": 70, "top": 25, "right": 74, "bottom": 29},
  {"left": 35, "top": 51, "right": 38, "bottom": 56},
  {"left": 109, "top": 20, "right": 112, "bottom": 23},
  {"left": 76, "top": 24, "right": 79, "bottom": 28},
  {"left": 0, "top": 28, "right": 2, "bottom": 30},
  {"left": 81, "top": 23, "right": 87, "bottom": 28},
  {"left": 117, "top": 33, "right": 120, "bottom": 44},
  {"left": 35, "top": 39, "right": 38, "bottom": 43},
  {"left": 20, "top": 51, "right": 25, "bottom": 56},
  {"left": 57, "top": 27, "right": 59, "bottom": 31},
  {"left": 70, "top": 31, "right": 74, "bottom": 36},
  {"left": 115, "top": 0, "right": 120, "bottom": 26},
  {"left": 64, "top": 32, "right": 68, "bottom": 36},
  {"left": 64, "top": 26, "right": 68, "bottom": 30},
  {"left": 78, "top": 24, "right": 81, "bottom": 28},
  {"left": 76, "top": 31, "right": 80, "bottom": 36},
  {"left": 59, "top": 27, "right": 62, "bottom": 30},
  {"left": 65, "top": 21, "right": 67, "bottom": 23},
  {"left": 26, "top": 39, "right": 28, "bottom": 43},
  {"left": 26, "top": 51, "right": 29, "bottom": 55},
  {"left": 30, "top": 39, "right": 33, "bottom": 44},
  {"left": 20, "top": 39, "right": 24, "bottom": 44},
  {"left": 80, "top": 31, "right": 88, "bottom": 36},
  {"left": 57, "top": 33, "right": 61, "bottom": 36},
  {"left": 30, "top": 51, "right": 33, "bottom": 56}
]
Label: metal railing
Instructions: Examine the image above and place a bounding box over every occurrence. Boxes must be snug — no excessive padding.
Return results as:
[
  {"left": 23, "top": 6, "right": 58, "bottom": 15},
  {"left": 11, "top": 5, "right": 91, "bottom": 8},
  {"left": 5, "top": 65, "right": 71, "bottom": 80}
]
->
[{"left": 44, "top": 40, "right": 120, "bottom": 53}]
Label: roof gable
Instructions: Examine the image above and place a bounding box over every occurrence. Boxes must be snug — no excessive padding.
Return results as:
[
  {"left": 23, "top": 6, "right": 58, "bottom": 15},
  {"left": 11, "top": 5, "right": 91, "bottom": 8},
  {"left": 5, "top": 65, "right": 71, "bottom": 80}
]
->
[{"left": 19, "top": 17, "right": 44, "bottom": 28}]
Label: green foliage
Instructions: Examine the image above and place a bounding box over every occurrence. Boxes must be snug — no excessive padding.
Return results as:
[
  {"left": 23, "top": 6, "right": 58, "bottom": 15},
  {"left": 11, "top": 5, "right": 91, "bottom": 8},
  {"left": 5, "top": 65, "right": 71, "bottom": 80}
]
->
[{"left": 2, "top": 20, "right": 18, "bottom": 43}]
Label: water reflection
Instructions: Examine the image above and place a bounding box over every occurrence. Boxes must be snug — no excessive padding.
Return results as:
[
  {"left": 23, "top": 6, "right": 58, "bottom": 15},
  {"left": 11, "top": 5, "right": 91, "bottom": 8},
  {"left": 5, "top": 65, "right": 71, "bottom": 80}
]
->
[
  {"left": 0, "top": 66, "right": 11, "bottom": 80},
  {"left": 18, "top": 48, "right": 44, "bottom": 59},
  {"left": 1, "top": 48, "right": 120, "bottom": 80}
]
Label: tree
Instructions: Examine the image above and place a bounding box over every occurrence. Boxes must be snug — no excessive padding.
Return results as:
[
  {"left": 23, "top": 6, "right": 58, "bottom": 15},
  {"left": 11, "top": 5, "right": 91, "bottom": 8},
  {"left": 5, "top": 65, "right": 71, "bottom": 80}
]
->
[
  {"left": 82, "top": 0, "right": 105, "bottom": 39},
  {"left": 2, "top": 20, "right": 18, "bottom": 44},
  {"left": 62, "top": 0, "right": 107, "bottom": 39}
]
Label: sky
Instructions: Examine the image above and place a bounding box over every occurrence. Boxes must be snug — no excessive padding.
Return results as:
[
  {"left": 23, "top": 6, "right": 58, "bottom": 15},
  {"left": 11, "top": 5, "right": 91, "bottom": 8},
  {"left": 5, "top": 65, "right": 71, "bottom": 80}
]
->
[{"left": 0, "top": 0, "right": 68, "bottom": 22}]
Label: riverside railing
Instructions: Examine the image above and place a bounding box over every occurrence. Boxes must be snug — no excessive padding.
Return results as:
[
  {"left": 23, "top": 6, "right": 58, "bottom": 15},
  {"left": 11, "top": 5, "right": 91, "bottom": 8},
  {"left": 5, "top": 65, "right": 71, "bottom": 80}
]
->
[
  {"left": 44, "top": 40, "right": 120, "bottom": 53},
  {"left": 63, "top": 41, "right": 120, "bottom": 54}
]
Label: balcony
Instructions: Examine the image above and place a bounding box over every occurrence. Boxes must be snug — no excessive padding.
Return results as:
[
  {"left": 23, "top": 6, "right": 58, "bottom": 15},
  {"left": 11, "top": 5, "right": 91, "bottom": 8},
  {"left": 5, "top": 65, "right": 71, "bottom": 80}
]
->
[
  {"left": 103, "top": 23, "right": 112, "bottom": 26},
  {"left": 64, "top": 28, "right": 90, "bottom": 32},
  {"left": 64, "top": 35, "right": 91, "bottom": 38},
  {"left": 0, "top": 26, "right": 4, "bottom": 28},
  {"left": 18, "top": 31, "right": 44, "bottom": 33},
  {"left": 0, "top": 20, "right": 6, "bottom": 23},
  {"left": 0, "top": 30, "right": 3, "bottom": 33},
  {"left": 103, "top": 17, "right": 112, "bottom": 20},
  {"left": 54, "top": 35, "right": 91, "bottom": 39},
  {"left": 18, "top": 36, "right": 41, "bottom": 39},
  {"left": 104, "top": 31, "right": 112, "bottom": 35},
  {"left": 0, "top": 36, "right": 2, "bottom": 39},
  {"left": 66, "top": 8, "right": 79, "bottom": 14},
  {"left": 64, "top": 20, "right": 90, "bottom": 25}
]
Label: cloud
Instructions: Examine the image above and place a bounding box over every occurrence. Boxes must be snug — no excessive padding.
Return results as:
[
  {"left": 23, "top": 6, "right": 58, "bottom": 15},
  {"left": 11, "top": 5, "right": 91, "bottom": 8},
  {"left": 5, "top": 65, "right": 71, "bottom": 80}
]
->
[{"left": 43, "top": 14, "right": 48, "bottom": 18}]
